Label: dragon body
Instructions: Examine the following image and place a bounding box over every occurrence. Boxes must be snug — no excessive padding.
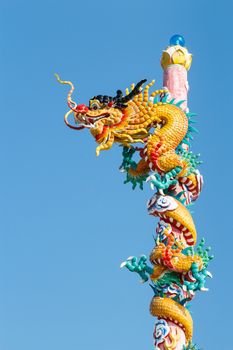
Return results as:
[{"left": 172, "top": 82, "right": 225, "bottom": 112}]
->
[
  {"left": 56, "top": 37, "right": 211, "bottom": 350},
  {"left": 121, "top": 193, "right": 212, "bottom": 347}
]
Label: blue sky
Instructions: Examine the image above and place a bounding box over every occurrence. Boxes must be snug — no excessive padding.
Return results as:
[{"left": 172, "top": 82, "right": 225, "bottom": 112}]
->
[{"left": 1, "top": 0, "right": 233, "bottom": 349}]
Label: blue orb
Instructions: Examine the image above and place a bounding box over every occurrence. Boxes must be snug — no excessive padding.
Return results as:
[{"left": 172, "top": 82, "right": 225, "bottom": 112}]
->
[{"left": 169, "top": 34, "right": 185, "bottom": 47}]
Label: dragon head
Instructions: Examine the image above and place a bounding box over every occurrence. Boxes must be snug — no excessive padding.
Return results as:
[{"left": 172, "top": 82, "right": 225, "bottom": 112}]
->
[
  {"left": 147, "top": 194, "right": 197, "bottom": 246},
  {"left": 55, "top": 74, "right": 147, "bottom": 156}
]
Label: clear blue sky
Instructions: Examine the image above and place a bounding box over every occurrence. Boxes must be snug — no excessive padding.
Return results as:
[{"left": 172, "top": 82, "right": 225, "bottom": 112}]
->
[{"left": 1, "top": 1, "right": 233, "bottom": 349}]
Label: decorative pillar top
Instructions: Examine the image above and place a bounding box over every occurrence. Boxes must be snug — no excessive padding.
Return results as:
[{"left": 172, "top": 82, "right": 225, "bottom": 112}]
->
[{"left": 161, "top": 35, "right": 192, "bottom": 71}]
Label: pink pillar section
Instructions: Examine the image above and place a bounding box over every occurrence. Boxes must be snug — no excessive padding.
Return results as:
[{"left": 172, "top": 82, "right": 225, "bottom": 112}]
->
[{"left": 163, "top": 64, "right": 189, "bottom": 112}]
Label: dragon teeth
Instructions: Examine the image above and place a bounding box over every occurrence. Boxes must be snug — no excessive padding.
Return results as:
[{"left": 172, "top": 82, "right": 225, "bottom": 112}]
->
[
  {"left": 169, "top": 217, "right": 173, "bottom": 223},
  {"left": 181, "top": 177, "right": 187, "bottom": 183},
  {"left": 149, "top": 196, "right": 156, "bottom": 207},
  {"left": 186, "top": 238, "right": 194, "bottom": 244},
  {"left": 183, "top": 231, "right": 194, "bottom": 244},
  {"left": 184, "top": 232, "right": 192, "bottom": 238},
  {"left": 176, "top": 221, "right": 181, "bottom": 227}
]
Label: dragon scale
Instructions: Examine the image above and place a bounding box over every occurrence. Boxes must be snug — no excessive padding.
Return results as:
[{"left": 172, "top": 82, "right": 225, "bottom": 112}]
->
[{"left": 57, "top": 35, "right": 212, "bottom": 350}]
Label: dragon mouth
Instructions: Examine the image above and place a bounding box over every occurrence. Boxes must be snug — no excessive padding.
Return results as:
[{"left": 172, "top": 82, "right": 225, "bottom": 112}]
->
[
  {"left": 75, "top": 113, "right": 109, "bottom": 128},
  {"left": 147, "top": 195, "right": 195, "bottom": 246},
  {"left": 156, "top": 215, "right": 194, "bottom": 246}
]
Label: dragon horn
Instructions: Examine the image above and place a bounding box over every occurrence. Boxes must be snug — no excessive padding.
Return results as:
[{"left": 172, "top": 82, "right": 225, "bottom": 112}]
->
[
  {"left": 121, "top": 79, "right": 147, "bottom": 103},
  {"left": 113, "top": 79, "right": 147, "bottom": 107}
]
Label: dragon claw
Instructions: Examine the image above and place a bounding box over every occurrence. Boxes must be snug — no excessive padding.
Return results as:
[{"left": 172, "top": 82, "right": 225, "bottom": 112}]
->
[
  {"left": 119, "top": 166, "right": 126, "bottom": 173},
  {"left": 206, "top": 271, "right": 213, "bottom": 278},
  {"left": 139, "top": 279, "right": 146, "bottom": 284},
  {"left": 139, "top": 254, "right": 147, "bottom": 259},
  {"left": 120, "top": 261, "right": 127, "bottom": 268},
  {"left": 127, "top": 256, "right": 134, "bottom": 261},
  {"left": 120, "top": 254, "right": 152, "bottom": 282},
  {"left": 146, "top": 167, "right": 181, "bottom": 191},
  {"left": 150, "top": 183, "right": 155, "bottom": 190},
  {"left": 146, "top": 175, "right": 156, "bottom": 182}
]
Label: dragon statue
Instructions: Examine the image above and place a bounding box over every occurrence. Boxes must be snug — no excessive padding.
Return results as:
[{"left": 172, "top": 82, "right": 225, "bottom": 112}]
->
[{"left": 56, "top": 35, "right": 213, "bottom": 350}]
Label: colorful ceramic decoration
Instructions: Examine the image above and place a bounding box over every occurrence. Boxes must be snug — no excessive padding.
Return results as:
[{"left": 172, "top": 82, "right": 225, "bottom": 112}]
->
[{"left": 56, "top": 35, "right": 212, "bottom": 350}]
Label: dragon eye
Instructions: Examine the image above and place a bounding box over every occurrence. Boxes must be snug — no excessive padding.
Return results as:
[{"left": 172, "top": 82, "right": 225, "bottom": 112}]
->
[
  {"left": 91, "top": 103, "right": 100, "bottom": 110},
  {"left": 89, "top": 99, "right": 101, "bottom": 110},
  {"left": 154, "top": 195, "right": 178, "bottom": 212},
  {"left": 157, "top": 196, "right": 169, "bottom": 208}
]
